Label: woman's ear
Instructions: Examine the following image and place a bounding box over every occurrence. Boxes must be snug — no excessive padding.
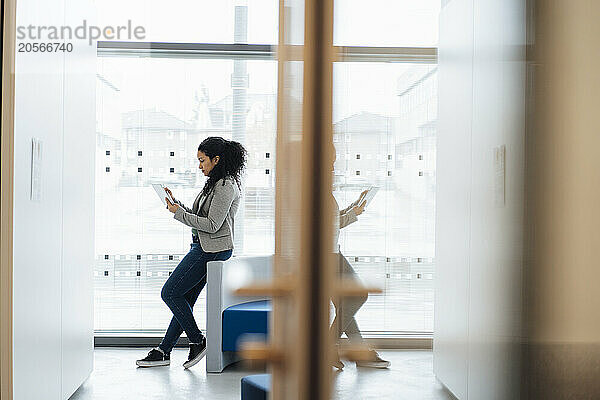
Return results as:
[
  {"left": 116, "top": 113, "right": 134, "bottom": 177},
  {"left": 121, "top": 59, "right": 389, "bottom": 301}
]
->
[{"left": 213, "top": 155, "right": 220, "bottom": 164}]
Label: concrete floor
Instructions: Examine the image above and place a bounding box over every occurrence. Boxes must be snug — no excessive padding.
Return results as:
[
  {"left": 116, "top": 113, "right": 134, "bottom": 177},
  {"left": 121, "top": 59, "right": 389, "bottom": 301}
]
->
[{"left": 70, "top": 348, "right": 455, "bottom": 400}]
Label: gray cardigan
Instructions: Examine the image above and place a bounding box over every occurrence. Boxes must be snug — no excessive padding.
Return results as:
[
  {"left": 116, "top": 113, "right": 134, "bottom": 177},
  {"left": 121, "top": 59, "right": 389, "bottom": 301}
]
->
[{"left": 173, "top": 177, "right": 240, "bottom": 253}]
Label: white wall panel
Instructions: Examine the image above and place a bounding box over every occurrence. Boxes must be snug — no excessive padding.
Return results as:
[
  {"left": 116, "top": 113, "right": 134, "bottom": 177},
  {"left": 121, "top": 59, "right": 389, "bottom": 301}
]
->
[
  {"left": 61, "top": 0, "right": 96, "bottom": 397},
  {"left": 435, "top": 0, "right": 526, "bottom": 398},
  {"left": 13, "top": 1, "right": 65, "bottom": 397},
  {"left": 467, "top": 1, "right": 525, "bottom": 399},
  {"left": 433, "top": 0, "right": 473, "bottom": 398},
  {"left": 13, "top": 0, "right": 96, "bottom": 398}
]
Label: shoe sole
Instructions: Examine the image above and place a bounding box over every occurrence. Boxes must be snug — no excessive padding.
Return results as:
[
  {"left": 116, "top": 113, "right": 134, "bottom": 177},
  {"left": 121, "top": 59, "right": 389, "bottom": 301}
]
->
[
  {"left": 183, "top": 347, "right": 207, "bottom": 369},
  {"left": 356, "top": 362, "right": 391, "bottom": 369},
  {"left": 136, "top": 360, "right": 170, "bottom": 367}
]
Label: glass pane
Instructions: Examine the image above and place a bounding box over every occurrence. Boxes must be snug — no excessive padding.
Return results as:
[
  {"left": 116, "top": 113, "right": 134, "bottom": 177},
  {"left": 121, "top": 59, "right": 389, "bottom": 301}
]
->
[
  {"left": 96, "top": 0, "right": 278, "bottom": 44},
  {"left": 334, "top": 0, "right": 440, "bottom": 47},
  {"left": 95, "top": 56, "right": 277, "bottom": 331},
  {"left": 333, "top": 62, "right": 437, "bottom": 332}
]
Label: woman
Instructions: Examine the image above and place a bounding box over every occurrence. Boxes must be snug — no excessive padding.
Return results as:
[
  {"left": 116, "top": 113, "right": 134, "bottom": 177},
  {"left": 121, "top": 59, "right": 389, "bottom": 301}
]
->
[
  {"left": 330, "top": 140, "right": 390, "bottom": 369},
  {"left": 136, "top": 137, "right": 247, "bottom": 369},
  {"left": 331, "top": 193, "right": 391, "bottom": 369}
]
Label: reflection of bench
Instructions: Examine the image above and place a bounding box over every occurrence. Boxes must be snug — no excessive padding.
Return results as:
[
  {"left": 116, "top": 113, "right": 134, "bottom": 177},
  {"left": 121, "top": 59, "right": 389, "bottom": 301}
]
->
[
  {"left": 206, "top": 256, "right": 272, "bottom": 373},
  {"left": 222, "top": 300, "right": 271, "bottom": 351},
  {"left": 241, "top": 374, "right": 270, "bottom": 400}
]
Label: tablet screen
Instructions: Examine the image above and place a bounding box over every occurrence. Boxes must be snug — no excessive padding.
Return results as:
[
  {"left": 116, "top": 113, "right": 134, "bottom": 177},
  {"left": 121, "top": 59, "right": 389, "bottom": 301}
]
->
[
  {"left": 152, "top": 184, "right": 173, "bottom": 205},
  {"left": 363, "top": 186, "right": 379, "bottom": 206}
]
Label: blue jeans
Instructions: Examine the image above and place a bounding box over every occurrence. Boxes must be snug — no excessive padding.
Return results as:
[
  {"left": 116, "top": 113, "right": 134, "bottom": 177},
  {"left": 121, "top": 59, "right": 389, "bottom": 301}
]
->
[{"left": 158, "top": 243, "right": 232, "bottom": 354}]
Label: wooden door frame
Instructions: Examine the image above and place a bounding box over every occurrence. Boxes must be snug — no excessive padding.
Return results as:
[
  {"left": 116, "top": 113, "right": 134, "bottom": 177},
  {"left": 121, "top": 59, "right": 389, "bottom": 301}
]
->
[
  {"left": 1, "top": 0, "right": 16, "bottom": 398},
  {"left": 301, "top": 0, "right": 335, "bottom": 399},
  {"left": 272, "top": 0, "right": 335, "bottom": 399}
]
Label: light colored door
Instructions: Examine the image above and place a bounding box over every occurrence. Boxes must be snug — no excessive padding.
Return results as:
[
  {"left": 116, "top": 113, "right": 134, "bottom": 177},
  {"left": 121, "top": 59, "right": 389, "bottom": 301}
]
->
[
  {"left": 238, "top": 0, "right": 337, "bottom": 398},
  {"left": 270, "top": 0, "right": 336, "bottom": 398},
  {"left": 237, "top": 1, "right": 378, "bottom": 398}
]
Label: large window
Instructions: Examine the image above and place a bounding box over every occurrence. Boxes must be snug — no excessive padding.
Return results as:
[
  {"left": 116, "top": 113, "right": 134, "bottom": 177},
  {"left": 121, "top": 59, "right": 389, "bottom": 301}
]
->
[
  {"left": 94, "top": 1, "right": 439, "bottom": 335},
  {"left": 333, "top": 63, "right": 437, "bottom": 333},
  {"left": 95, "top": 56, "right": 277, "bottom": 331}
]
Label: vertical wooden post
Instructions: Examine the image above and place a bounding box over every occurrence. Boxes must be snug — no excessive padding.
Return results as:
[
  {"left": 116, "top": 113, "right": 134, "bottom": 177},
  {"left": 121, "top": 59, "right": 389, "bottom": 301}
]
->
[
  {"left": 302, "top": 0, "right": 335, "bottom": 398},
  {"left": 524, "top": 1, "right": 600, "bottom": 397},
  {"left": 0, "top": 0, "right": 16, "bottom": 398},
  {"left": 272, "top": 0, "right": 334, "bottom": 398}
]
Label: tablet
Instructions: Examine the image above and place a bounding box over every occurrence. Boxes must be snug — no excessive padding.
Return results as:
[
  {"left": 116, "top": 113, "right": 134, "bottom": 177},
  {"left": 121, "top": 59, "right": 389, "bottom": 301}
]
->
[
  {"left": 152, "top": 184, "right": 175, "bottom": 205},
  {"left": 362, "top": 186, "right": 379, "bottom": 207}
]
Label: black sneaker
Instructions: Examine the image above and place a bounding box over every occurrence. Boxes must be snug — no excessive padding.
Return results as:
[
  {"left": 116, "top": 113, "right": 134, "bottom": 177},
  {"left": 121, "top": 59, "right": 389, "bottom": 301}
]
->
[
  {"left": 136, "top": 348, "right": 170, "bottom": 367},
  {"left": 183, "top": 337, "right": 207, "bottom": 369}
]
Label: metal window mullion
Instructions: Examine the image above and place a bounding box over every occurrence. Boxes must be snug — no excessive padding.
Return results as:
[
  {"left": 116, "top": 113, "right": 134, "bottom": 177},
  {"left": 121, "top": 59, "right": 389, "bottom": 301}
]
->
[
  {"left": 97, "top": 41, "right": 275, "bottom": 60},
  {"left": 336, "top": 46, "right": 438, "bottom": 63},
  {"left": 97, "top": 41, "right": 438, "bottom": 63}
]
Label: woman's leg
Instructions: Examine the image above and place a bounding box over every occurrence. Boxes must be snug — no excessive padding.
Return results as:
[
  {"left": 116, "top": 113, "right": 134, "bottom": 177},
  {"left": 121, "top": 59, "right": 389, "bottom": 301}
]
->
[
  {"left": 160, "top": 246, "right": 213, "bottom": 345},
  {"left": 332, "top": 254, "right": 391, "bottom": 368},
  {"left": 331, "top": 297, "right": 367, "bottom": 342},
  {"left": 330, "top": 253, "right": 368, "bottom": 343},
  {"left": 160, "top": 245, "right": 232, "bottom": 348},
  {"left": 158, "top": 276, "right": 206, "bottom": 354}
]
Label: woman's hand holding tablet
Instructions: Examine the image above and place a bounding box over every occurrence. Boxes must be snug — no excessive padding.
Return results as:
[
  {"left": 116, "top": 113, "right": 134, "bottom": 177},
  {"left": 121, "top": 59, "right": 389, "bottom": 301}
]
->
[
  {"left": 152, "top": 184, "right": 176, "bottom": 205},
  {"left": 362, "top": 186, "right": 379, "bottom": 207},
  {"left": 353, "top": 186, "right": 379, "bottom": 216}
]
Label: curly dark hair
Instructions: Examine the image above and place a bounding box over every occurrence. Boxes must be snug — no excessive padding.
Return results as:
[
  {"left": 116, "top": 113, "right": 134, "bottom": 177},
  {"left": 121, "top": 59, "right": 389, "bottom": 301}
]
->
[{"left": 198, "top": 137, "right": 247, "bottom": 197}]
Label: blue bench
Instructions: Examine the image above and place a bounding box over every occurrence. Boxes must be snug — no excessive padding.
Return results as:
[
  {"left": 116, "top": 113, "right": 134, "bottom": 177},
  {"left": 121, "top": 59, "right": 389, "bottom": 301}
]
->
[
  {"left": 241, "top": 374, "right": 271, "bottom": 400},
  {"left": 222, "top": 300, "right": 271, "bottom": 352}
]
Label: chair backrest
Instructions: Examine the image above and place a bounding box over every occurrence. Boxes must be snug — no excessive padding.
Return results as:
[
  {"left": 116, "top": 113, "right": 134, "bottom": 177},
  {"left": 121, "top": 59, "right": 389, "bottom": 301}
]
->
[
  {"left": 207, "top": 255, "right": 273, "bottom": 311},
  {"left": 222, "top": 255, "right": 272, "bottom": 289}
]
